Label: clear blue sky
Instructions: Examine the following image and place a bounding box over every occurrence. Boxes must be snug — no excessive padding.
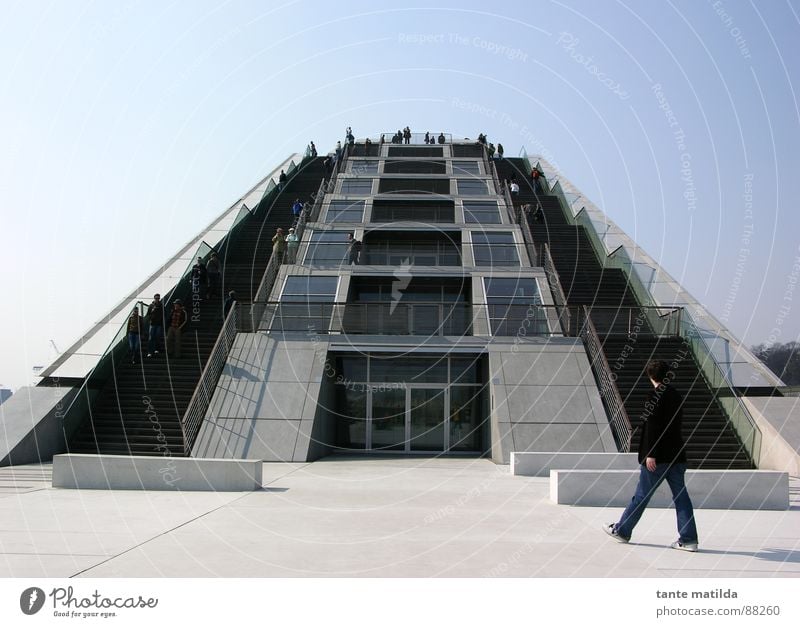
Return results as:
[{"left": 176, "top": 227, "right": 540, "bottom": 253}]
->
[{"left": 1, "top": 0, "right": 799, "bottom": 390}]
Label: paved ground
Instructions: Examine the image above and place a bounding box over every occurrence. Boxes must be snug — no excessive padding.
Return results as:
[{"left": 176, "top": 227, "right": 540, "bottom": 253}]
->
[{"left": 0, "top": 458, "right": 798, "bottom": 577}]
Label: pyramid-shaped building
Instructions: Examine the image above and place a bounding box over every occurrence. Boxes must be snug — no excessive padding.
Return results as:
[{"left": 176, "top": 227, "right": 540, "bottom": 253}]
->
[{"left": 4, "top": 132, "right": 790, "bottom": 471}]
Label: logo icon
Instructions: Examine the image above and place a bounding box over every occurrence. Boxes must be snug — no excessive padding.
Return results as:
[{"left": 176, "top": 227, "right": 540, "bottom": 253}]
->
[
  {"left": 20, "top": 587, "right": 46, "bottom": 615},
  {"left": 390, "top": 258, "right": 413, "bottom": 314}
]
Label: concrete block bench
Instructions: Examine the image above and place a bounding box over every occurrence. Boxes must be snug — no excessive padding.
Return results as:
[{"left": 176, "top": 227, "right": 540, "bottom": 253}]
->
[
  {"left": 550, "top": 469, "right": 789, "bottom": 510},
  {"left": 511, "top": 452, "right": 638, "bottom": 477},
  {"left": 52, "top": 454, "right": 263, "bottom": 491}
]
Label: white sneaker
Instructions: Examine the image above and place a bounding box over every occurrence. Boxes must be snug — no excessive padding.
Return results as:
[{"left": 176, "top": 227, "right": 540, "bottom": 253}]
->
[
  {"left": 602, "top": 523, "right": 629, "bottom": 544},
  {"left": 670, "top": 540, "right": 698, "bottom": 552}
]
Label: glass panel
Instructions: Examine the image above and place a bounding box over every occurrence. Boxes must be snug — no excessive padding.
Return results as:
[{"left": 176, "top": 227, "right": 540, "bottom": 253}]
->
[
  {"left": 410, "top": 388, "right": 445, "bottom": 452},
  {"left": 472, "top": 232, "right": 518, "bottom": 266},
  {"left": 452, "top": 160, "right": 481, "bottom": 175},
  {"left": 371, "top": 388, "right": 406, "bottom": 451},
  {"left": 450, "top": 386, "right": 482, "bottom": 451},
  {"left": 370, "top": 356, "right": 448, "bottom": 383},
  {"left": 463, "top": 201, "right": 501, "bottom": 224},
  {"left": 336, "top": 355, "right": 369, "bottom": 382},
  {"left": 457, "top": 179, "right": 490, "bottom": 195},
  {"left": 326, "top": 200, "right": 365, "bottom": 223},
  {"left": 306, "top": 231, "right": 350, "bottom": 265},
  {"left": 350, "top": 160, "right": 379, "bottom": 174},
  {"left": 450, "top": 357, "right": 480, "bottom": 384},
  {"left": 334, "top": 386, "right": 367, "bottom": 450},
  {"left": 340, "top": 179, "right": 373, "bottom": 194},
  {"left": 283, "top": 276, "right": 338, "bottom": 299}
]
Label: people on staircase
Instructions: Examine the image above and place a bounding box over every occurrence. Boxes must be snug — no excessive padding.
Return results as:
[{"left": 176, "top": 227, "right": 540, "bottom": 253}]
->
[
  {"left": 146, "top": 293, "right": 165, "bottom": 357},
  {"left": 497, "top": 143, "right": 504, "bottom": 159},
  {"left": 205, "top": 253, "right": 221, "bottom": 299},
  {"left": 278, "top": 169, "right": 287, "bottom": 191},
  {"left": 292, "top": 198, "right": 304, "bottom": 223},
  {"left": 272, "top": 227, "right": 286, "bottom": 263},
  {"left": 531, "top": 165, "right": 543, "bottom": 194},
  {"left": 127, "top": 308, "right": 143, "bottom": 365},
  {"left": 165, "top": 300, "right": 187, "bottom": 359},
  {"left": 191, "top": 256, "right": 207, "bottom": 301},
  {"left": 224, "top": 291, "right": 237, "bottom": 318},
  {"left": 437, "top": 132, "right": 446, "bottom": 144},
  {"left": 309, "top": 141, "right": 317, "bottom": 157},
  {"left": 286, "top": 227, "right": 299, "bottom": 263}
]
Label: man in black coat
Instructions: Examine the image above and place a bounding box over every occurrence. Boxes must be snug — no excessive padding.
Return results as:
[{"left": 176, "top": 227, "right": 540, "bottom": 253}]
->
[{"left": 604, "top": 360, "right": 699, "bottom": 551}]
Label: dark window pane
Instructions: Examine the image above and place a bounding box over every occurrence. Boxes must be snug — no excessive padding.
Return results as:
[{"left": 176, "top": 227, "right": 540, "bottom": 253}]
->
[
  {"left": 457, "top": 180, "right": 489, "bottom": 195},
  {"left": 464, "top": 201, "right": 501, "bottom": 224},
  {"left": 453, "top": 160, "right": 481, "bottom": 175}
]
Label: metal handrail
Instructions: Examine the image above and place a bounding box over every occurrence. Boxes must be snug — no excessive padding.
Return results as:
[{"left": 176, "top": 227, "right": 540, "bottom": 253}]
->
[
  {"left": 542, "top": 243, "right": 572, "bottom": 335},
  {"left": 679, "top": 314, "right": 762, "bottom": 466},
  {"left": 181, "top": 303, "right": 239, "bottom": 455},
  {"left": 580, "top": 306, "right": 633, "bottom": 452}
]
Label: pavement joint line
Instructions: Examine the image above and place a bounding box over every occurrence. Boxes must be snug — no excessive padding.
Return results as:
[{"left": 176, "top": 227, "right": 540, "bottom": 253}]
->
[{"left": 68, "top": 462, "right": 314, "bottom": 578}]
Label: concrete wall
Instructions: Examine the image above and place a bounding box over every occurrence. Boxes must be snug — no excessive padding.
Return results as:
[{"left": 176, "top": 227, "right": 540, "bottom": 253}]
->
[
  {"left": 743, "top": 397, "right": 800, "bottom": 476},
  {"left": 488, "top": 338, "right": 615, "bottom": 463},
  {"left": 192, "top": 333, "right": 331, "bottom": 462},
  {"left": 0, "top": 386, "right": 76, "bottom": 466}
]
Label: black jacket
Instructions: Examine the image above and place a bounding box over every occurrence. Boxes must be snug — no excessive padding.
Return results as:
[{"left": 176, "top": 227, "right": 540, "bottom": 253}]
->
[{"left": 636, "top": 383, "right": 687, "bottom": 465}]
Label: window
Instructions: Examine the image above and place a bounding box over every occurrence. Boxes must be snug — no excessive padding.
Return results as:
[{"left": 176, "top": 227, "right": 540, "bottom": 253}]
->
[
  {"left": 340, "top": 179, "right": 373, "bottom": 195},
  {"left": 371, "top": 200, "right": 455, "bottom": 222},
  {"left": 457, "top": 179, "right": 490, "bottom": 195},
  {"left": 326, "top": 200, "right": 365, "bottom": 223},
  {"left": 471, "top": 232, "right": 519, "bottom": 266},
  {"left": 453, "top": 160, "right": 481, "bottom": 175},
  {"left": 282, "top": 276, "right": 338, "bottom": 301},
  {"left": 484, "top": 278, "right": 546, "bottom": 335},
  {"left": 463, "top": 201, "right": 501, "bottom": 224},
  {"left": 305, "top": 231, "right": 350, "bottom": 265},
  {"left": 273, "top": 276, "right": 339, "bottom": 332},
  {"left": 458, "top": 179, "right": 489, "bottom": 196},
  {"left": 350, "top": 160, "right": 379, "bottom": 175}
]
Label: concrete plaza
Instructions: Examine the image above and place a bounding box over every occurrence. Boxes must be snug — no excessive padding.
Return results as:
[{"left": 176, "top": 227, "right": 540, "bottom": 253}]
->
[{"left": 0, "top": 457, "right": 798, "bottom": 578}]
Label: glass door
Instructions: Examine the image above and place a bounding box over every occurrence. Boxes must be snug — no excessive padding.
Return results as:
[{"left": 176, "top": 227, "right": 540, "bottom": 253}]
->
[
  {"left": 370, "top": 387, "right": 406, "bottom": 451},
  {"left": 409, "top": 387, "right": 446, "bottom": 452}
]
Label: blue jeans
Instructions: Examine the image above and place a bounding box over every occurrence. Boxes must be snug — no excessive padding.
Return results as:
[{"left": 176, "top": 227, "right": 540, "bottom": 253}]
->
[
  {"left": 148, "top": 325, "right": 163, "bottom": 354},
  {"left": 128, "top": 332, "right": 140, "bottom": 359},
  {"left": 615, "top": 463, "right": 698, "bottom": 544}
]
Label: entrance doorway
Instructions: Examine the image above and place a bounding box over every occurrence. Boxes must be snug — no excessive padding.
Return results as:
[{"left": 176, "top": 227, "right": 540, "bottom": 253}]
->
[
  {"left": 332, "top": 354, "right": 485, "bottom": 454},
  {"left": 370, "top": 386, "right": 447, "bottom": 452}
]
